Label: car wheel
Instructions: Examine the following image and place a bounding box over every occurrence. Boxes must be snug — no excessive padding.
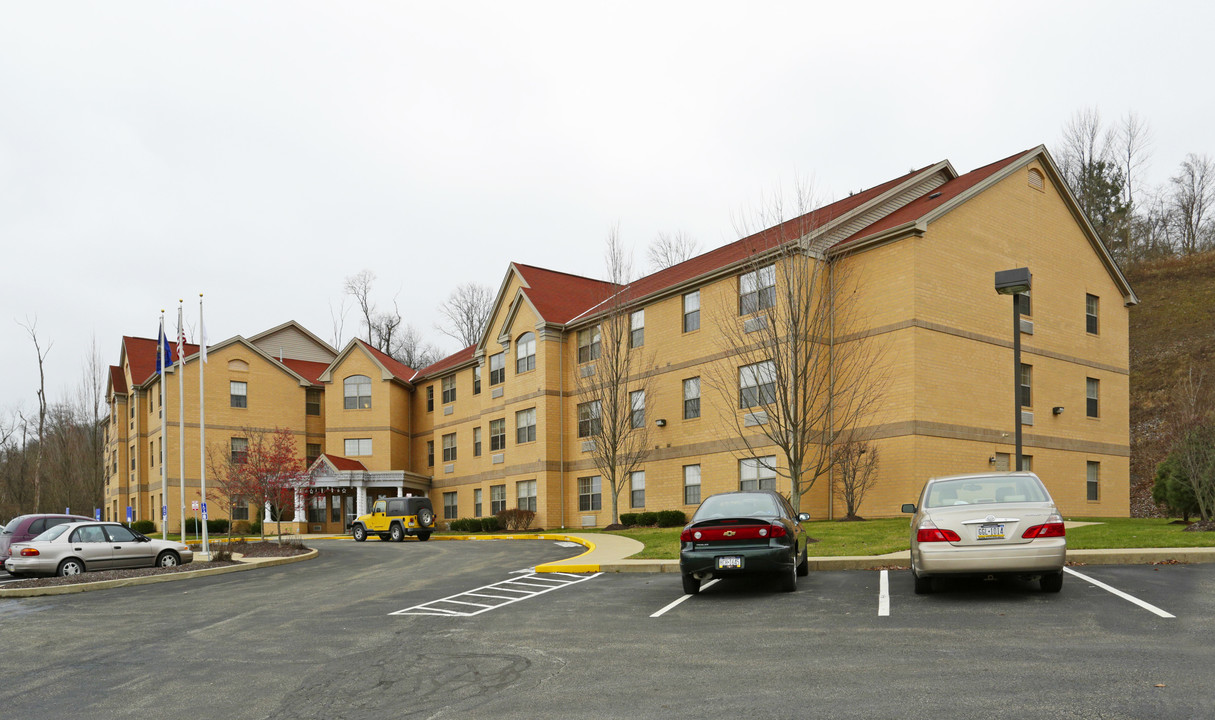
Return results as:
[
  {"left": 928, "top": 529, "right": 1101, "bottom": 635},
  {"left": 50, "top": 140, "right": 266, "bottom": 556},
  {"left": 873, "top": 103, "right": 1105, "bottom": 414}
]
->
[
  {"left": 57, "top": 558, "right": 85, "bottom": 577},
  {"left": 796, "top": 545, "right": 809, "bottom": 577},
  {"left": 1040, "top": 570, "right": 1064, "bottom": 593},
  {"left": 417, "top": 507, "right": 435, "bottom": 527},
  {"left": 352, "top": 525, "right": 366, "bottom": 542},
  {"left": 157, "top": 551, "right": 180, "bottom": 568},
  {"left": 417, "top": 532, "right": 431, "bottom": 542},
  {"left": 777, "top": 559, "right": 798, "bottom": 593},
  {"left": 681, "top": 573, "right": 700, "bottom": 595},
  {"left": 390, "top": 524, "right": 404, "bottom": 542}
]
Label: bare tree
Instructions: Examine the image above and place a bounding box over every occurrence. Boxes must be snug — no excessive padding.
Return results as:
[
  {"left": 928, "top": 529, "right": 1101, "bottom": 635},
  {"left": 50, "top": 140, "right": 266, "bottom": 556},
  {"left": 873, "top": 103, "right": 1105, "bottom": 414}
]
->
[
  {"left": 344, "top": 270, "right": 377, "bottom": 343},
  {"left": 832, "top": 438, "right": 880, "bottom": 521},
  {"left": 709, "top": 185, "right": 888, "bottom": 514},
  {"left": 1115, "top": 111, "right": 1153, "bottom": 212},
  {"left": 575, "top": 229, "right": 654, "bottom": 526},
  {"left": 436, "top": 282, "right": 493, "bottom": 347},
  {"left": 329, "top": 296, "right": 349, "bottom": 349},
  {"left": 647, "top": 230, "right": 701, "bottom": 271},
  {"left": 17, "top": 318, "right": 50, "bottom": 513},
  {"left": 1169, "top": 153, "right": 1215, "bottom": 255}
]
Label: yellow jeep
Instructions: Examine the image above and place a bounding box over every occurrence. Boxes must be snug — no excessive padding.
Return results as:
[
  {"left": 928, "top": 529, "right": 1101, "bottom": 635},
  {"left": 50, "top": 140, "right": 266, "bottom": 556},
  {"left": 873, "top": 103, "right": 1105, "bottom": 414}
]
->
[{"left": 351, "top": 496, "right": 436, "bottom": 542}]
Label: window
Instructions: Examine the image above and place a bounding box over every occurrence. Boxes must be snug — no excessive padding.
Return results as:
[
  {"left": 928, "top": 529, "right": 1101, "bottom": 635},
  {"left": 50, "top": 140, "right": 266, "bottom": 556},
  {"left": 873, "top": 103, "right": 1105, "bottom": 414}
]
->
[
  {"left": 345, "top": 438, "right": 372, "bottom": 456},
  {"left": 230, "top": 437, "right": 248, "bottom": 465},
  {"left": 683, "top": 291, "right": 700, "bottom": 332},
  {"left": 1087, "top": 378, "right": 1100, "bottom": 418},
  {"left": 149, "top": 440, "right": 154, "bottom": 466},
  {"left": 629, "top": 390, "right": 645, "bottom": 429},
  {"left": 630, "top": 310, "right": 644, "bottom": 348},
  {"left": 306, "top": 443, "right": 321, "bottom": 466},
  {"left": 1020, "top": 364, "right": 1032, "bottom": 408},
  {"left": 683, "top": 377, "right": 700, "bottom": 419},
  {"left": 473, "top": 427, "right": 482, "bottom": 457},
  {"left": 577, "top": 327, "right": 601, "bottom": 363},
  {"left": 517, "top": 479, "right": 537, "bottom": 512},
  {"left": 442, "top": 433, "right": 457, "bottom": 462},
  {"left": 578, "top": 400, "right": 602, "bottom": 438},
  {"left": 442, "top": 376, "right": 456, "bottom": 404},
  {"left": 230, "top": 381, "right": 247, "bottom": 408},
  {"left": 739, "top": 360, "right": 776, "bottom": 408},
  {"left": 516, "top": 332, "right": 536, "bottom": 373},
  {"left": 683, "top": 464, "right": 702, "bottom": 505},
  {"left": 490, "top": 484, "right": 507, "bottom": 514},
  {"left": 473, "top": 488, "right": 483, "bottom": 517},
  {"left": 344, "top": 375, "right": 371, "bottom": 409},
  {"left": 305, "top": 388, "right": 321, "bottom": 416},
  {"left": 578, "top": 475, "right": 602, "bottom": 511},
  {"left": 739, "top": 263, "right": 776, "bottom": 315},
  {"left": 630, "top": 471, "right": 645, "bottom": 508},
  {"left": 1017, "top": 291, "right": 1031, "bottom": 317},
  {"left": 331, "top": 495, "right": 341, "bottom": 523},
  {"left": 516, "top": 407, "right": 537, "bottom": 444},
  {"left": 307, "top": 496, "right": 326, "bottom": 523},
  {"left": 443, "top": 492, "right": 458, "bottom": 520},
  {"left": 1086, "top": 294, "right": 1099, "bottom": 334},
  {"left": 130, "top": 444, "right": 135, "bottom": 470},
  {"left": 231, "top": 501, "right": 249, "bottom": 521},
  {"left": 489, "top": 352, "right": 505, "bottom": 385},
  {"left": 426, "top": 440, "right": 434, "bottom": 467},
  {"left": 740, "top": 456, "right": 776, "bottom": 491},
  {"left": 426, "top": 385, "right": 434, "bottom": 412},
  {"left": 1087, "top": 461, "right": 1100, "bottom": 501},
  {"left": 1021, "top": 455, "right": 1033, "bottom": 472},
  {"left": 473, "top": 365, "right": 482, "bottom": 395},
  {"left": 490, "top": 418, "right": 506, "bottom": 451}
]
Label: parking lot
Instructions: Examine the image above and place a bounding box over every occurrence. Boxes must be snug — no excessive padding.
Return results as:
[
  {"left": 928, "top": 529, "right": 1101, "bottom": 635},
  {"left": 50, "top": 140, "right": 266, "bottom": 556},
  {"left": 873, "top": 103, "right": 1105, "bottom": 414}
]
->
[{"left": 2, "top": 538, "right": 1213, "bottom": 719}]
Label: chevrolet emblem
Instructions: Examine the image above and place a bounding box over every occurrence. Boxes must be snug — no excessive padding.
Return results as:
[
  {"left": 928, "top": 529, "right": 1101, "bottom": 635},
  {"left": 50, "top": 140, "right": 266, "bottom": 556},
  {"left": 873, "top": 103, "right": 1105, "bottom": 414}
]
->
[{"left": 723, "top": 530, "right": 736, "bottom": 537}]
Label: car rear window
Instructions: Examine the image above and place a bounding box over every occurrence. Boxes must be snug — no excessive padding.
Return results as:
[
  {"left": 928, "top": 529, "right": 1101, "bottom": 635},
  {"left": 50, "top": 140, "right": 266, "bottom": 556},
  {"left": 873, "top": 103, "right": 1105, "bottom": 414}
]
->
[
  {"left": 926, "top": 477, "right": 1050, "bottom": 508},
  {"left": 3, "top": 516, "right": 25, "bottom": 533},
  {"left": 34, "top": 524, "right": 71, "bottom": 542},
  {"left": 692, "top": 493, "right": 780, "bottom": 521}
]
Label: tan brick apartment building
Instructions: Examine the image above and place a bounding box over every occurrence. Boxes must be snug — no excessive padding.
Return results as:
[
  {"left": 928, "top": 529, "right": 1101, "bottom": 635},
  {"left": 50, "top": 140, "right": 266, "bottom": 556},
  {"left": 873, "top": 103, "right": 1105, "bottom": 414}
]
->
[{"left": 104, "top": 146, "right": 1136, "bottom": 533}]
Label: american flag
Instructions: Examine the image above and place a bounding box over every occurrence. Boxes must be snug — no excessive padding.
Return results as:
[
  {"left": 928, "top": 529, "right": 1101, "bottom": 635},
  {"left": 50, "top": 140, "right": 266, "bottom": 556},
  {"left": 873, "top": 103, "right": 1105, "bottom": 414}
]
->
[{"left": 177, "top": 305, "right": 186, "bottom": 361}]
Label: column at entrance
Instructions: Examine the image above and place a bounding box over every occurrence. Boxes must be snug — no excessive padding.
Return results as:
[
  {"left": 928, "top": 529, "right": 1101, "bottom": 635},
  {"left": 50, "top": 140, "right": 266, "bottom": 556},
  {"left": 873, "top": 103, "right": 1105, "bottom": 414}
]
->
[
  {"left": 356, "top": 486, "right": 367, "bottom": 517},
  {"left": 294, "top": 490, "right": 305, "bottom": 526}
]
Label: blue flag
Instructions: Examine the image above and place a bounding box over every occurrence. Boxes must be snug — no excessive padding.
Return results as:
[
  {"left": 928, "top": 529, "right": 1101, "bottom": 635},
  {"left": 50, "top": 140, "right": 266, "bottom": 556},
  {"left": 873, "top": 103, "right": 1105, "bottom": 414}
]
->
[{"left": 156, "top": 318, "right": 174, "bottom": 374}]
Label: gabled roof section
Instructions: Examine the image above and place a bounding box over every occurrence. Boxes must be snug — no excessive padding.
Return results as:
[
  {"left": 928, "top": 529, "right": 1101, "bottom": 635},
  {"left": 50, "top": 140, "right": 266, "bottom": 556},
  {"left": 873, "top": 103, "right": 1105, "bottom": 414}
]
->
[
  {"left": 512, "top": 263, "right": 621, "bottom": 325},
  {"left": 314, "top": 453, "right": 368, "bottom": 473},
  {"left": 108, "top": 365, "right": 127, "bottom": 395},
  {"left": 248, "top": 320, "right": 337, "bottom": 364},
  {"left": 320, "top": 339, "right": 417, "bottom": 386},
  {"left": 413, "top": 344, "right": 476, "bottom": 381},
  {"left": 280, "top": 359, "right": 330, "bottom": 386},
  {"left": 121, "top": 336, "right": 200, "bottom": 388}
]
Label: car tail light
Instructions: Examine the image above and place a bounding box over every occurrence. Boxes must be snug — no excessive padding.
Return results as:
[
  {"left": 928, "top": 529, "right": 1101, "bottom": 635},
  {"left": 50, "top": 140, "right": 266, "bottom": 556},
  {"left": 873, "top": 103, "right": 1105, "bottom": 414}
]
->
[
  {"left": 1023, "top": 514, "right": 1066, "bottom": 539},
  {"left": 20, "top": 548, "right": 40, "bottom": 557},
  {"left": 916, "top": 519, "right": 960, "bottom": 543}
]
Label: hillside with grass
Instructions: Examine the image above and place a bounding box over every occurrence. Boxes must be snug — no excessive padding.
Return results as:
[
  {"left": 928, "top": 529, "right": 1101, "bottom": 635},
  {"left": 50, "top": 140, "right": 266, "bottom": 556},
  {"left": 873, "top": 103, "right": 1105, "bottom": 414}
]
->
[{"left": 1126, "top": 250, "right": 1215, "bottom": 515}]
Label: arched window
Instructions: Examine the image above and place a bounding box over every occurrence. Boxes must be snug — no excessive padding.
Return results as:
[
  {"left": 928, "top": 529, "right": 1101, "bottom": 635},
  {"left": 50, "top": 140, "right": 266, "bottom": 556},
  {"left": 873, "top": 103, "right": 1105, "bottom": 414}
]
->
[
  {"left": 516, "top": 332, "right": 536, "bottom": 373},
  {"left": 344, "top": 375, "right": 372, "bottom": 409}
]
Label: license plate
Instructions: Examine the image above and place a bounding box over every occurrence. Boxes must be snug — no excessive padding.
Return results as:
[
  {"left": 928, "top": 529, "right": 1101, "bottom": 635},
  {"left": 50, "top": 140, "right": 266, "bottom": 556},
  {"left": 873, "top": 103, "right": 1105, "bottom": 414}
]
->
[
  {"left": 977, "top": 524, "right": 1005, "bottom": 541},
  {"left": 716, "top": 556, "right": 744, "bottom": 570}
]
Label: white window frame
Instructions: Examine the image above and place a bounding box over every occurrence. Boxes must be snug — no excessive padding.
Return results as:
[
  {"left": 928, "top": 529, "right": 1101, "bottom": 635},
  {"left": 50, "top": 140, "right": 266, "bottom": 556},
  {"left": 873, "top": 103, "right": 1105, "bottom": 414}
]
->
[
  {"left": 740, "top": 456, "right": 776, "bottom": 491},
  {"left": 344, "top": 437, "right": 372, "bottom": 456}
]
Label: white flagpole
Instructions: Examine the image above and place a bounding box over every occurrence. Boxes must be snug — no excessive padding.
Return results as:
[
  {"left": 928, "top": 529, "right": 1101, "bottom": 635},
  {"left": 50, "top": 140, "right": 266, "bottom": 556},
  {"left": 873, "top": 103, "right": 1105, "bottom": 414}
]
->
[
  {"left": 177, "top": 301, "right": 186, "bottom": 541},
  {"left": 159, "top": 311, "right": 168, "bottom": 535},
  {"left": 199, "top": 294, "right": 209, "bottom": 557}
]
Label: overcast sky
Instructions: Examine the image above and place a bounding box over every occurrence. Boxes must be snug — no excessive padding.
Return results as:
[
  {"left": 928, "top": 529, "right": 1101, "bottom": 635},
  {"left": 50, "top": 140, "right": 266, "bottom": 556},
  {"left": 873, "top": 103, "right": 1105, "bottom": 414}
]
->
[{"left": 1, "top": 2, "right": 1211, "bottom": 416}]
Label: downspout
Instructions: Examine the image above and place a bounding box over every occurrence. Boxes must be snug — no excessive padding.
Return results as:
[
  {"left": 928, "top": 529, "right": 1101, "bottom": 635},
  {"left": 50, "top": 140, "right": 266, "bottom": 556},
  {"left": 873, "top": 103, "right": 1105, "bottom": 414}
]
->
[
  {"left": 827, "top": 257, "right": 835, "bottom": 521},
  {"left": 559, "top": 328, "right": 565, "bottom": 529}
]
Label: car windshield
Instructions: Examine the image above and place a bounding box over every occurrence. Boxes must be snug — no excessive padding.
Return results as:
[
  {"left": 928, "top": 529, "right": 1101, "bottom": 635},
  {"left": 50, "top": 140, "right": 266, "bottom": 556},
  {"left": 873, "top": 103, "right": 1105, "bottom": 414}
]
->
[
  {"left": 32, "top": 524, "right": 71, "bottom": 542},
  {"left": 693, "top": 493, "right": 780, "bottom": 521},
  {"left": 925, "top": 476, "right": 1050, "bottom": 508}
]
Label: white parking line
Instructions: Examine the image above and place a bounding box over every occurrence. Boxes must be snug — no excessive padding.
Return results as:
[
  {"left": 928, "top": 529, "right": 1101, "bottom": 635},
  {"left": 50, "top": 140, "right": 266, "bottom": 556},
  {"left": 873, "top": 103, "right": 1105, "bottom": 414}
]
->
[
  {"left": 878, "top": 570, "right": 890, "bottom": 617},
  {"left": 1063, "top": 567, "right": 1176, "bottom": 619},
  {"left": 390, "top": 571, "right": 601, "bottom": 617},
  {"left": 650, "top": 579, "right": 720, "bottom": 618}
]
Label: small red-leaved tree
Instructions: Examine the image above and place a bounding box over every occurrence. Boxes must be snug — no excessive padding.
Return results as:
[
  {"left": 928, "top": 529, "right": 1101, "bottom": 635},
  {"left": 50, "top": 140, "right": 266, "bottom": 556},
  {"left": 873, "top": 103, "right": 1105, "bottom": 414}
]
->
[
  {"left": 213, "top": 427, "right": 313, "bottom": 544},
  {"left": 207, "top": 443, "right": 250, "bottom": 544}
]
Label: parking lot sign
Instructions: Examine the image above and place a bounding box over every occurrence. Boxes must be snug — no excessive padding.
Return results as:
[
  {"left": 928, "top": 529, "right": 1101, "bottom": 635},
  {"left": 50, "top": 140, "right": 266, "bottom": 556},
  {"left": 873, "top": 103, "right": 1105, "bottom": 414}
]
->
[{"left": 126, "top": 506, "right": 133, "bottom": 522}]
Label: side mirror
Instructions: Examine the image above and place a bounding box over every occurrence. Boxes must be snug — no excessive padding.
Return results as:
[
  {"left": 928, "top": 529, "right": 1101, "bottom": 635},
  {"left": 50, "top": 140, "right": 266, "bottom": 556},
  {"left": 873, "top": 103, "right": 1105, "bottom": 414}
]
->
[
  {"left": 901, "top": 504, "right": 916, "bottom": 514},
  {"left": 797, "top": 513, "right": 811, "bottom": 522}
]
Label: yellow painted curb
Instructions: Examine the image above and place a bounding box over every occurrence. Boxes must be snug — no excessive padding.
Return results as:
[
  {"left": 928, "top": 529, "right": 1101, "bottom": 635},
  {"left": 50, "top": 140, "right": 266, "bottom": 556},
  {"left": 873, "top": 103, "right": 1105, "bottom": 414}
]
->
[{"left": 0, "top": 548, "right": 319, "bottom": 598}]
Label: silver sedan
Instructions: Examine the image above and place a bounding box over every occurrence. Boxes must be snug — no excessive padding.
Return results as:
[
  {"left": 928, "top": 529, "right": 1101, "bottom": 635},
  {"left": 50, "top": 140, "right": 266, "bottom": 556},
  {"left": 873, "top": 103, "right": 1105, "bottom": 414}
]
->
[
  {"left": 4, "top": 521, "right": 193, "bottom": 577},
  {"left": 902, "top": 471, "right": 1066, "bottom": 594}
]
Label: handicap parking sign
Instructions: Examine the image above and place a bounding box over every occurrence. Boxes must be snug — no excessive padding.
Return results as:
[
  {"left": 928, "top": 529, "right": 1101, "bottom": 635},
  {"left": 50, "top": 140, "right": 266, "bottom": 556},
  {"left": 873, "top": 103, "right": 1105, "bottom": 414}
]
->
[{"left": 126, "top": 506, "right": 133, "bottom": 522}]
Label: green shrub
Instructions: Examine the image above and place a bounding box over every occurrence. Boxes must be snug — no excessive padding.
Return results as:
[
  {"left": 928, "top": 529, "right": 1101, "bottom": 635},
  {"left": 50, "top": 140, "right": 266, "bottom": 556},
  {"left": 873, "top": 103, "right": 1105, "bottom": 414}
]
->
[
  {"left": 450, "top": 518, "right": 472, "bottom": 532},
  {"left": 637, "top": 511, "right": 659, "bottom": 526},
  {"left": 232, "top": 520, "right": 252, "bottom": 536},
  {"left": 620, "top": 513, "right": 639, "bottom": 526},
  {"left": 495, "top": 508, "right": 536, "bottom": 531},
  {"left": 656, "top": 510, "right": 687, "bottom": 527},
  {"left": 132, "top": 519, "right": 156, "bottom": 534},
  {"left": 208, "top": 519, "right": 230, "bottom": 534},
  {"left": 481, "top": 516, "right": 500, "bottom": 532},
  {"left": 250, "top": 521, "right": 262, "bottom": 535}
]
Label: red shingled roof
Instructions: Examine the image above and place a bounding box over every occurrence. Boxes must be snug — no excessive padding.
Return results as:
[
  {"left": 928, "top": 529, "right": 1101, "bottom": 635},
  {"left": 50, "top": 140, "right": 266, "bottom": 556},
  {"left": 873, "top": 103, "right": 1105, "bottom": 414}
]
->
[
  {"left": 109, "top": 365, "right": 128, "bottom": 394},
  {"left": 356, "top": 339, "right": 416, "bottom": 383},
  {"left": 280, "top": 358, "right": 330, "bottom": 386},
  {"left": 513, "top": 264, "right": 621, "bottom": 325},
  {"left": 414, "top": 344, "right": 476, "bottom": 379},
  {"left": 838, "top": 148, "right": 1035, "bottom": 247},
  {"left": 123, "top": 336, "right": 201, "bottom": 386},
  {"left": 321, "top": 453, "right": 367, "bottom": 471}
]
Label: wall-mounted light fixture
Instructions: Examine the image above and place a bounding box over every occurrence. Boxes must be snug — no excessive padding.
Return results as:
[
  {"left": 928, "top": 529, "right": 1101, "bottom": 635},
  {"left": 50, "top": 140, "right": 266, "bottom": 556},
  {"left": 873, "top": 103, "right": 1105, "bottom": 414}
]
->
[
  {"left": 1052, "top": 406, "right": 1064, "bottom": 415},
  {"left": 655, "top": 418, "right": 667, "bottom": 427},
  {"left": 988, "top": 456, "right": 996, "bottom": 465}
]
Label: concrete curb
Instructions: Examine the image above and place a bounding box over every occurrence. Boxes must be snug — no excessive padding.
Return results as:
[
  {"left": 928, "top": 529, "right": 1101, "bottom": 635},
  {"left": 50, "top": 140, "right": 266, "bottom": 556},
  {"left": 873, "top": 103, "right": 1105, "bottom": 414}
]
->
[{"left": 0, "top": 548, "right": 319, "bottom": 598}]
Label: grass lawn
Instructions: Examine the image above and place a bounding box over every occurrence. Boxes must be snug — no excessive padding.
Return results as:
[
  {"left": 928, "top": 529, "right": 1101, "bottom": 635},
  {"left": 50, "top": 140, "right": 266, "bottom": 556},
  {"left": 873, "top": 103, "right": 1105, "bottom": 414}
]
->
[{"left": 590, "top": 517, "right": 1215, "bottom": 560}]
